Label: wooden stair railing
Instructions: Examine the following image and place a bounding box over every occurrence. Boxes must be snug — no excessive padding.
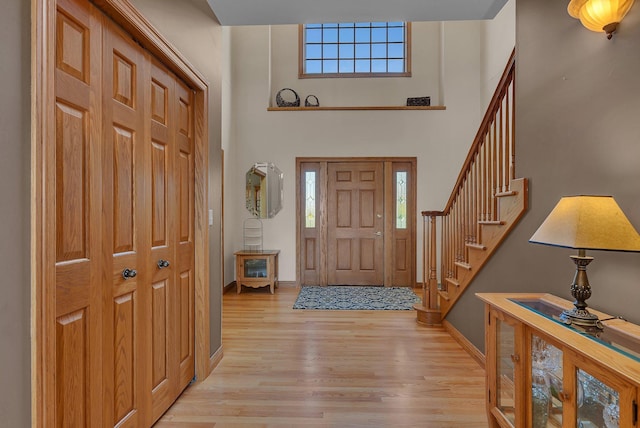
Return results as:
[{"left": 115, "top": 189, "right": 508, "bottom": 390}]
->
[{"left": 414, "top": 49, "right": 528, "bottom": 325}]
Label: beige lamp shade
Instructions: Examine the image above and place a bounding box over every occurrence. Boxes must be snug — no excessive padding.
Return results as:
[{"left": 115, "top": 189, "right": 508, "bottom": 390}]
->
[
  {"left": 529, "top": 195, "right": 640, "bottom": 252},
  {"left": 568, "top": 0, "right": 636, "bottom": 38}
]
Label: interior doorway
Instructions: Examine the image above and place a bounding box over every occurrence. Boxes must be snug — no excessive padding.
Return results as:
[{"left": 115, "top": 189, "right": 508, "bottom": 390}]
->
[{"left": 297, "top": 158, "right": 416, "bottom": 287}]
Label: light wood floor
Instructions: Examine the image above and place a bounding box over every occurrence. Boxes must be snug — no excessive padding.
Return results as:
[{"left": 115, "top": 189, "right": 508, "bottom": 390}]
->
[{"left": 155, "top": 286, "right": 488, "bottom": 427}]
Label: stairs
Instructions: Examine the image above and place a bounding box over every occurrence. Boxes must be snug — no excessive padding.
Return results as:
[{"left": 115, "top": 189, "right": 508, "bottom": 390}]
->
[
  {"left": 437, "top": 177, "right": 527, "bottom": 318},
  {"left": 415, "top": 49, "right": 527, "bottom": 324}
]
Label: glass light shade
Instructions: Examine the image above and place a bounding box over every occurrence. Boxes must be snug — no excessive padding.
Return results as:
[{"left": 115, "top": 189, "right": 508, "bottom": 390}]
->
[
  {"left": 529, "top": 195, "right": 640, "bottom": 252},
  {"left": 568, "top": 0, "right": 636, "bottom": 38}
]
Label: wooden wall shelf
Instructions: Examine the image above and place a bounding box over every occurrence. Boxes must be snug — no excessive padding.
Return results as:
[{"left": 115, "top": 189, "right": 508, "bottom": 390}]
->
[{"left": 267, "top": 105, "right": 446, "bottom": 112}]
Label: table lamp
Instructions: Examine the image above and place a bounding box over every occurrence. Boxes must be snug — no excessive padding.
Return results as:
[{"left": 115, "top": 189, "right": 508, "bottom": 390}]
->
[{"left": 529, "top": 195, "right": 640, "bottom": 329}]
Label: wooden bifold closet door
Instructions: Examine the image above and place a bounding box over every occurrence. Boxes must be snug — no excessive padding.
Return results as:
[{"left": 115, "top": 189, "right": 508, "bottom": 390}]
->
[{"left": 53, "top": 0, "right": 195, "bottom": 425}]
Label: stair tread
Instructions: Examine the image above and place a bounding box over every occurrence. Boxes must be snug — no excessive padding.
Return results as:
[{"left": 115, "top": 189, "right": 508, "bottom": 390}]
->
[
  {"left": 438, "top": 290, "right": 450, "bottom": 301},
  {"left": 444, "top": 277, "right": 460, "bottom": 287},
  {"left": 466, "top": 243, "right": 487, "bottom": 250},
  {"left": 454, "top": 261, "right": 472, "bottom": 270},
  {"left": 478, "top": 220, "right": 505, "bottom": 225}
]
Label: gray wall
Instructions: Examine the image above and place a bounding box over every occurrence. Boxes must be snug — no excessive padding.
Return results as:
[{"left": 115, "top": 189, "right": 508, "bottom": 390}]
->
[
  {"left": 129, "top": 0, "right": 224, "bottom": 356},
  {"left": 0, "top": 0, "right": 31, "bottom": 425},
  {"left": 447, "top": 0, "right": 640, "bottom": 352}
]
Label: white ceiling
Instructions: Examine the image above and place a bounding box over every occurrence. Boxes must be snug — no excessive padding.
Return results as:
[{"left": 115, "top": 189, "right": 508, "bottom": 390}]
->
[{"left": 206, "top": 0, "right": 509, "bottom": 26}]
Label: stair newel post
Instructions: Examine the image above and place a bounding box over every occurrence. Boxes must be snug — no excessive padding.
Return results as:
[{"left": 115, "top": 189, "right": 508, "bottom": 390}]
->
[{"left": 415, "top": 211, "right": 443, "bottom": 325}]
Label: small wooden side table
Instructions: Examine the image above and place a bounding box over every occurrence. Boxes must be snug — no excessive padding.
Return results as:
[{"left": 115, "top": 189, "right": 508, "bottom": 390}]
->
[{"left": 234, "top": 250, "right": 280, "bottom": 294}]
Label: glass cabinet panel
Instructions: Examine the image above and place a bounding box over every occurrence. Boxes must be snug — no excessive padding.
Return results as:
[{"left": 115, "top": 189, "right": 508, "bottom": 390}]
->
[
  {"left": 577, "top": 369, "right": 620, "bottom": 428},
  {"left": 244, "top": 258, "right": 268, "bottom": 278},
  {"left": 531, "top": 334, "right": 563, "bottom": 427},
  {"left": 497, "top": 319, "right": 516, "bottom": 424}
]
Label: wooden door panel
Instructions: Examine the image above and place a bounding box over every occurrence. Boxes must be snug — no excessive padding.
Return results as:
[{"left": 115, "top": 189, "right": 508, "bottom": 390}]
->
[
  {"left": 335, "top": 239, "right": 351, "bottom": 270},
  {"left": 328, "top": 162, "right": 384, "bottom": 285},
  {"left": 113, "top": 292, "right": 136, "bottom": 424},
  {"left": 103, "top": 18, "right": 147, "bottom": 428},
  {"left": 151, "top": 280, "right": 169, "bottom": 388},
  {"left": 112, "top": 126, "right": 136, "bottom": 253},
  {"left": 56, "top": 7, "right": 89, "bottom": 82},
  {"left": 304, "top": 238, "right": 317, "bottom": 270},
  {"left": 389, "top": 162, "right": 415, "bottom": 286},
  {"left": 178, "top": 271, "right": 192, "bottom": 364},
  {"left": 55, "top": 311, "right": 88, "bottom": 427},
  {"left": 54, "top": 0, "right": 102, "bottom": 425},
  {"left": 395, "top": 239, "right": 408, "bottom": 271},
  {"left": 359, "top": 190, "right": 375, "bottom": 227},
  {"left": 55, "top": 102, "right": 88, "bottom": 261},
  {"left": 299, "top": 163, "right": 322, "bottom": 285},
  {"left": 335, "top": 190, "right": 351, "bottom": 227},
  {"left": 113, "top": 53, "right": 135, "bottom": 107},
  {"left": 151, "top": 142, "right": 168, "bottom": 247},
  {"left": 176, "top": 81, "right": 195, "bottom": 390},
  {"left": 149, "top": 61, "right": 178, "bottom": 422},
  {"left": 360, "top": 239, "right": 376, "bottom": 270}
]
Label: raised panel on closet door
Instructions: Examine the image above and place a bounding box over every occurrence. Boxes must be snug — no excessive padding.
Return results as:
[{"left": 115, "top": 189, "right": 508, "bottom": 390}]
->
[
  {"left": 175, "top": 80, "right": 195, "bottom": 390},
  {"left": 53, "top": 0, "right": 103, "bottom": 425},
  {"left": 101, "top": 17, "right": 150, "bottom": 428}
]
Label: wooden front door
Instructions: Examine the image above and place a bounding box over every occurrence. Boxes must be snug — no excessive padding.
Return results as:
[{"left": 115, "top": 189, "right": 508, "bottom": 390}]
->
[
  {"left": 327, "top": 162, "right": 384, "bottom": 285},
  {"left": 50, "top": 0, "right": 197, "bottom": 425},
  {"left": 298, "top": 158, "right": 416, "bottom": 287}
]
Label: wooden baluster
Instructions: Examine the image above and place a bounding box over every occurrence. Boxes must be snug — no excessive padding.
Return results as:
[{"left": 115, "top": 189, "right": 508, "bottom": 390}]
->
[
  {"left": 491, "top": 119, "right": 498, "bottom": 221},
  {"left": 497, "top": 98, "right": 504, "bottom": 195},
  {"left": 508, "top": 78, "right": 515, "bottom": 183},
  {"left": 471, "top": 158, "right": 477, "bottom": 245},
  {"left": 482, "top": 130, "right": 490, "bottom": 220}
]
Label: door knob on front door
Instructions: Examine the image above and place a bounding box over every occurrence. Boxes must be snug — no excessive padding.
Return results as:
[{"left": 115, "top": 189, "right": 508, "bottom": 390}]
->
[
  {"left": 122, "top": 268, "right": 137, "bottom": 279},
  {"left": 157, "top": 259, "right": 170, "bottom": 269},
  {"left": 374, "top": 231, "right": 382, "bottom": 236}
]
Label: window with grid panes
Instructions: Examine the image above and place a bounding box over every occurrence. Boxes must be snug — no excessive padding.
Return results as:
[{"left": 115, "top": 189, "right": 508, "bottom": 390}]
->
[{"left": 300, "top": 22, "right": 411, "bottom": 77}]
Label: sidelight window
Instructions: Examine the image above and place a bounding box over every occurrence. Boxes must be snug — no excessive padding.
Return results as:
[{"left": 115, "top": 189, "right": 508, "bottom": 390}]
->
[
  {"left": 396, "top": 171, "right": 407, "bottom": 229},
  {"left": 305, "top": 171, "right": 316, "bottom": 228}
]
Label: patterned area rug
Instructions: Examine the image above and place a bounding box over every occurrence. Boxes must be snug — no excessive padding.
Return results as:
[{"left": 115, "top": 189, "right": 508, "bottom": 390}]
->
[{"left": 293, "top": 286, "right": 420, "bottom": 310}]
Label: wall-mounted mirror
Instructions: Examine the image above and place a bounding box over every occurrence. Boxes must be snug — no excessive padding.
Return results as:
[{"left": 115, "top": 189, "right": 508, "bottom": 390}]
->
[{"left": 245, "top": 162, "right": 283, "bottom": 218}]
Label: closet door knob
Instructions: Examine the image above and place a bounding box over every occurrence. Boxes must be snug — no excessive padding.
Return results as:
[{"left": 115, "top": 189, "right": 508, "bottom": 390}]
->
[
  {"left": 157, "top": 259, "right": 170, "bottom": 269},
  {"left": 122, "top": 268, "right": 137, "bottom": 279}
]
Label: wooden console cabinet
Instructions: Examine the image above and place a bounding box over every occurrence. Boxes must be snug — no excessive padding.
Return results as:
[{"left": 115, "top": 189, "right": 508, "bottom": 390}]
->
[
  {"left": 234, "top": 250, "right": 279, "bottom": 294},
  {"left": 477, "top": 293, "right": 640, "bottom": 428}
]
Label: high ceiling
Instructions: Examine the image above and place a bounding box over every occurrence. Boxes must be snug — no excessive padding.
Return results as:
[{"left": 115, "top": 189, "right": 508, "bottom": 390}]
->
[{"left": 206, "top": 0, "right": 509, "bottom": 26}]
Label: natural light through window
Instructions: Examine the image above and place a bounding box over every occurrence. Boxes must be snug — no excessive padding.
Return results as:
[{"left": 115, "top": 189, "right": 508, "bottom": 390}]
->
[
  {"left": 396, "top": 171, "right": 407, "bottom": 229},
  {"left": 301, "top": 22, "right": 410, "bottom": 77},
  {"left": 305, "top": 171, "right": 316, "bottom": 228}
]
